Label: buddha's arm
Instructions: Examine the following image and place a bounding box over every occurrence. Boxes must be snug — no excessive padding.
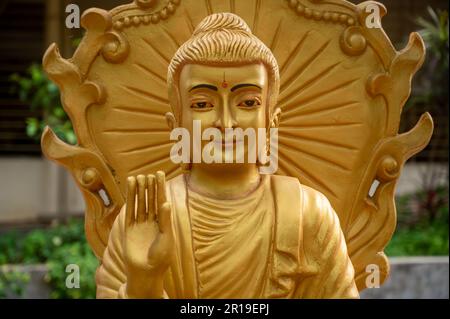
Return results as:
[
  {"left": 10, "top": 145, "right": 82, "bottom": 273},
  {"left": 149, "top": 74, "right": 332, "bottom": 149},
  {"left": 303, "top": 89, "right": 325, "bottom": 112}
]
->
[
  {"left": 96, "top": 206, "right": 128, "bottom": 298},
  {"left": 96, "top": 173, "right": 173, "bottom": 299},
  {"left": 294, "top": 185, "right": 359, "bottom": 299},
  {"left": 96, "top": 204, "right": 172, "bottom": 299}
]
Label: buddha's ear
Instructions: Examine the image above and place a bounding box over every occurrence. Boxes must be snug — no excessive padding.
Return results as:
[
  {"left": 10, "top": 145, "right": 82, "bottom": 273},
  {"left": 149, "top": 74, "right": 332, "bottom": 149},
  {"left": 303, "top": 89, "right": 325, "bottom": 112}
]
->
[
  {"left": 270, "top": 107, "right": 282, "bottom": 128},
  {"left": 165, "top": 112, "right": 178, "bottom": 130}
]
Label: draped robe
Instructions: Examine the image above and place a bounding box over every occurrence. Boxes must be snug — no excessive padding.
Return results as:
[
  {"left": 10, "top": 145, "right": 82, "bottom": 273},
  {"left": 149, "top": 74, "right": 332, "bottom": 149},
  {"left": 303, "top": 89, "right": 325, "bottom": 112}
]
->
[{"left": 96, "top": 174, "right": 359, "bottom": 298}]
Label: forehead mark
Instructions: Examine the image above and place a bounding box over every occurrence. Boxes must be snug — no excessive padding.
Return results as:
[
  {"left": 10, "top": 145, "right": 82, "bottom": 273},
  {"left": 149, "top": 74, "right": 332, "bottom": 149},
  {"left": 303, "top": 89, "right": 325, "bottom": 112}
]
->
[{"left": 221, "top": 72, "right": 228, "bottom": 88}]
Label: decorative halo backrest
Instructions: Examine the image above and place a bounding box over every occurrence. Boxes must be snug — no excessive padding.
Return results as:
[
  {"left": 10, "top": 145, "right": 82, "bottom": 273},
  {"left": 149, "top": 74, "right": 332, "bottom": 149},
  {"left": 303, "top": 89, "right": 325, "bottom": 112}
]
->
[{"left": 41, "top": 0, "right": 433, "bottom": 291}]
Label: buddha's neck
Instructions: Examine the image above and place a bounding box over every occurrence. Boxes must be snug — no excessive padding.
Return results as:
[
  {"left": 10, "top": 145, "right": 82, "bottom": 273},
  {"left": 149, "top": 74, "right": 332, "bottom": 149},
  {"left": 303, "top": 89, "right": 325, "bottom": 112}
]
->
[{"left": 187, "top": 163, "right": 261, "bottom": 200}]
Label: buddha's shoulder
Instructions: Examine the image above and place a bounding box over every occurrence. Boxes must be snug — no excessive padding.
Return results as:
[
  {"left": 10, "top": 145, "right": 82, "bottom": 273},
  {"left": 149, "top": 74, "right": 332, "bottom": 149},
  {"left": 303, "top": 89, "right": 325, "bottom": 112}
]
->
[
  {"left": 300, "top": 184, "right": 338, "bottom": 236},
  {"left": 269, "top": 175, "right": 330, "bottom": 205},
  {"left": 270, "top": 175, "right": 335, "bottom": 228}
]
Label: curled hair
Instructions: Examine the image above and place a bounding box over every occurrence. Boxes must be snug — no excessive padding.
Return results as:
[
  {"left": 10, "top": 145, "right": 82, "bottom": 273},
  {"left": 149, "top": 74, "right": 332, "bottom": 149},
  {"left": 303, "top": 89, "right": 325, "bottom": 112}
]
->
[{"left": 167, "top": 13, "right": 280, "bottom": 121}]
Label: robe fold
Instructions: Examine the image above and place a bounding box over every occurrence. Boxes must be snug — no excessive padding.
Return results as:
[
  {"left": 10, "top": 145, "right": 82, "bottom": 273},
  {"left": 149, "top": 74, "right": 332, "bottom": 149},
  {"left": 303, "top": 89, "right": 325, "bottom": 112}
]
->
[{"left": 96, "top": 174, "right": 359, "bottom": 299}]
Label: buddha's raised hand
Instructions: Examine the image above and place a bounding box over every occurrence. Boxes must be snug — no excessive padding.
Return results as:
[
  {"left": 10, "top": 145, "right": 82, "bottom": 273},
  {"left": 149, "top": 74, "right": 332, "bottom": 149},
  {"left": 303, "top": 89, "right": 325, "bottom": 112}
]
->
[{"left": 123, "top": 171, "right": 173, "bottom": 298}]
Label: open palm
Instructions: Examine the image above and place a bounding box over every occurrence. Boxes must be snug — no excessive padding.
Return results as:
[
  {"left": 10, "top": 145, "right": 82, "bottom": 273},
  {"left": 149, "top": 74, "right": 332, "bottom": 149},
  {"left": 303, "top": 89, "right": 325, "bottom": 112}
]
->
[{"left": 123, "top": 171, "right": 173, "bottom": 298}]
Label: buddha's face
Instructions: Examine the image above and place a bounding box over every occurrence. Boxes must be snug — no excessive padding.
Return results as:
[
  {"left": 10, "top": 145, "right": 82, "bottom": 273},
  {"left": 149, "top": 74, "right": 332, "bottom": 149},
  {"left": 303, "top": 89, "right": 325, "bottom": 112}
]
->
[{"left": 177, "top": 63, "right": 270, "bottom": 165}]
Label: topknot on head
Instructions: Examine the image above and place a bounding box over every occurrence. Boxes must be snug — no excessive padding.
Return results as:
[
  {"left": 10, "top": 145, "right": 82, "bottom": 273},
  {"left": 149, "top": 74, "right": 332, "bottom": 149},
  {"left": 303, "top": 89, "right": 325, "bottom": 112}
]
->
[{"left": 193, "top": 12, "right": 252, "bottom": 36}]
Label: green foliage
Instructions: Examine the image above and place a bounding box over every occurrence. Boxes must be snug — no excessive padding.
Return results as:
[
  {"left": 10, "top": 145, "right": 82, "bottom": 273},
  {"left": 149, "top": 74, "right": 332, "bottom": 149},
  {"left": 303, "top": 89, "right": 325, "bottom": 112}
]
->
[
  {"left": 0, "top": 219, "right": 97, "bottom": 299},
  {"left": 0, "top": 231, "right": 21, "bottom": 265},
  {"left": 386, "top": 189, "right": 449, "bottom": 256},
  {"left": 417, "top": 7, "right": 449, "bottom": 70},
  {"left": 407, "top": 7, "right": 449, "bottom": 111},
  {"left": 386, "top": 217, "right": 449, "bottom": 256},
  {"left": 396, "top": 185, "right": 449, "bottom": 226},
  {"left": 0, "top": 267, "right": 30, "bottom": 298},
  {"left": 46, "top": 241, "right": 97, "bottom": 299},
  {"left": 10, "top": 64, "right": 76, "bottom": 144}
]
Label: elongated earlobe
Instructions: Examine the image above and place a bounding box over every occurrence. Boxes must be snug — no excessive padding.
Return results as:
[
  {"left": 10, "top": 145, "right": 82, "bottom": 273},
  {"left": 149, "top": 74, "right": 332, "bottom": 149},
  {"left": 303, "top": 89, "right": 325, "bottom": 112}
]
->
[
  {"left": 165, "top": 112, "right": 177, "bottom": 130},
  {"left": 271, "top": 107, "right": 282, "bottom": 128}
]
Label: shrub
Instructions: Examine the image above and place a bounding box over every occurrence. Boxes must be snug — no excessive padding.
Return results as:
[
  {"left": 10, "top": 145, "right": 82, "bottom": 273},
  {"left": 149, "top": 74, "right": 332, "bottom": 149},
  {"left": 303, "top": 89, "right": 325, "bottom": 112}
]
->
[
  {"left": 386, "top": 192, "right": 449, "bottom": 256},
  {"left": 46, "top": 241, "right": 97, "bottom": 299},
  {"left": 9, "top": 64, "right": 76, "bottom": 144},
  {"left": 0, "top": 219, "right": 97, "bottom": 298},
  {"left": 0, "top": 267, "right": 30, "bottom": 299}
]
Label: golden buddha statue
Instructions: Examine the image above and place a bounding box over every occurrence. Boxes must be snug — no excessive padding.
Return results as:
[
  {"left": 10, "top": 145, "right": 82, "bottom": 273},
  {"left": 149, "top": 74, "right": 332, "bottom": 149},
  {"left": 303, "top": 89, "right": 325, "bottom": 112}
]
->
[
  {"left": 40, "top": 0, "right": 433, "bottom": 299},
  {"left": 94, "top": 13, "right": 359, "bottom": 298}
]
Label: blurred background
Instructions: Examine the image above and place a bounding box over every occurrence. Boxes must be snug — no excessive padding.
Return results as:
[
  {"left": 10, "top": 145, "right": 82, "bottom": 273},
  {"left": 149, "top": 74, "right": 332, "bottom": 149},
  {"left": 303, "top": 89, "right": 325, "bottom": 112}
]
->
[{"left": 0, "top": 0, "right": 448, "bottom": 298}]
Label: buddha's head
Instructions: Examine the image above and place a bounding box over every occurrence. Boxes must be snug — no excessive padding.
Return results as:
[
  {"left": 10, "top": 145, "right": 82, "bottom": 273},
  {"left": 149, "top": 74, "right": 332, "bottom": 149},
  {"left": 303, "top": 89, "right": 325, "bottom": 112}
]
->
[{"left": 166, "top": 13, "right": 281, "bottom": 167}]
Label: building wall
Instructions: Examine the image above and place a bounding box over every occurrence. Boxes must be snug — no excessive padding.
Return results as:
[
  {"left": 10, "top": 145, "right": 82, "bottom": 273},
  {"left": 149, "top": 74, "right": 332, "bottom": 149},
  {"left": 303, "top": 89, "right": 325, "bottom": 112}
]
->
[{"left": 0, "top": 157, "right": 84, "bottom": 223}]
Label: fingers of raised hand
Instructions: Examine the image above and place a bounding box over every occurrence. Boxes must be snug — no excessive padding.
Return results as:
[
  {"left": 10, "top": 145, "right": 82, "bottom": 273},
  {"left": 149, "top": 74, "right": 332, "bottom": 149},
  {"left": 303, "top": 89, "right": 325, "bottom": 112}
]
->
[
  {"left": 126, "top": 171, "right": 171, "bottom": 233},
  {"left": 156, "top": 171, "right": 167, "bottom": 212},
  {"left": 147, "top": 174, "right": 156, "bottom": 221},
  {"left": 136, "top": 175, "right": 147, "bottom": 223},
  {"left": 126, "top": 176, "right": 137, "bottom": 226},
  {"left": 126, "top": 174, "right": 154, "bottom": 226}
]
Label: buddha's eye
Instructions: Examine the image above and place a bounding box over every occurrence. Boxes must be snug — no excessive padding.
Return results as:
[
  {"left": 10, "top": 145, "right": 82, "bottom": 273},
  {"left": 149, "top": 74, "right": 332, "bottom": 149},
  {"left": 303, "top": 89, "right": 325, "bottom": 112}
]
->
[
  {"left": 191, "top": 101, "right": 214, "bottom": 110},
  {"left": 237, "top": 97, "right": 261, "bottom": 108}
]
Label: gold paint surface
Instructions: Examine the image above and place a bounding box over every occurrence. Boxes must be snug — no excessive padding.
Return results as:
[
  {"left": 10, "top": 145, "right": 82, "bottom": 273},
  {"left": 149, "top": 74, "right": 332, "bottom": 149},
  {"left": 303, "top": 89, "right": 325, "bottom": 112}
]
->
[{"left": 41, "top": 0, "right": 433, "bottom": 298}]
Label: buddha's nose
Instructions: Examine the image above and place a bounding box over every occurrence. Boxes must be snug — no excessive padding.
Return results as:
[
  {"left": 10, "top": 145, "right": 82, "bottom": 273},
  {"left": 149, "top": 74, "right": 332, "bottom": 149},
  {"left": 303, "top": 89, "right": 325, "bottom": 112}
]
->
[{"left": 214, "top": 104, "right": 237, "bottom": 130}]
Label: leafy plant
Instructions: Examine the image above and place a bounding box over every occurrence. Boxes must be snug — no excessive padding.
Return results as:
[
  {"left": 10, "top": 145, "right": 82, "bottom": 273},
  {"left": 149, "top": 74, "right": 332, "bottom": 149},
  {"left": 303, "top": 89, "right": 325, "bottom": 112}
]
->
[
  {"left": 386, "top": 211, "right": 449, "bottom": 256},
  {"left": 45, "top": 241, "right": 98, "bottom": 299},
  {"left": 0, "top": 267, "right": 30, "bottom": 298},
  {"left": 10, "top": 64, "right": 76, "bottom": 144},
  {"left": 407, "top": 7, "right": 449, "bottom": 110},
  {"left": 0, "top": 219, "right": 97, "bottom": 299},
  {"left": 417, "top": 7, "right": 449, "bottom": 72},
  {"left": 387, "top": 189, "right": 449, "bottom": 256},
  {"left": 400, "top": 7, "right": 450, "bottom": 227}
]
